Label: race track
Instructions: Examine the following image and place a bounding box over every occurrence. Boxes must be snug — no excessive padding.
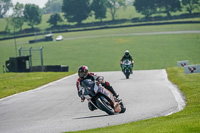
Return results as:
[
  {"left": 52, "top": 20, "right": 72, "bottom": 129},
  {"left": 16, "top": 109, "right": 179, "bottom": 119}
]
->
[{"left": 0, "top": 70, "right": 185, "bottom": 133}]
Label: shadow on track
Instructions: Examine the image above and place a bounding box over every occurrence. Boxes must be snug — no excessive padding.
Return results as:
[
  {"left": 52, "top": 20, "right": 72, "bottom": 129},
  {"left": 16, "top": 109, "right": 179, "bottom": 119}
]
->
[{"left": 74, "top": 114, "right": 109, "bottom": 119}]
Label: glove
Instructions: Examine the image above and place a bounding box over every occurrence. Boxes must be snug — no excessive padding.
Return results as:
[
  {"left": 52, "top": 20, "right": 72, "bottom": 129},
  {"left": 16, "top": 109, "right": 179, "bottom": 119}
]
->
[
  {"left": 81, "top": 95, "right": 85, "bottom": 102},
  {"left": 78, "top": 90, "right": 82, "bottom": 97},
  {"left": 78, "top": 90, "right": 85, "bottom": 102}
]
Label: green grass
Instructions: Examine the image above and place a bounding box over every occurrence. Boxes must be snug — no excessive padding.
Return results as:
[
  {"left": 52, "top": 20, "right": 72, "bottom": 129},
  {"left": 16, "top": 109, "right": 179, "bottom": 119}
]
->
[
  {"left": 0, "top": 24, "right": 200, "bottom": 74},
  {"left": 0, "top": 72, "right": 74, "bottom": 99},
  {"left": 0, "top": 23, "right": 199, "bottom": 132},
  {"left": 65, "top": 67, "right": 200, "bottom": 133}
]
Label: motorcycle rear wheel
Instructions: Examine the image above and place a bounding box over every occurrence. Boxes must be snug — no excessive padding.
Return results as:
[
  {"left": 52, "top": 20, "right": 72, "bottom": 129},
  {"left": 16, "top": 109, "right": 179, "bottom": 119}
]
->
[
  {"left": 96, "top": 97, "right": 115, "bottom": 115},
  {"left": 119, "top": 102, "right": 126, "bottom": 113}
]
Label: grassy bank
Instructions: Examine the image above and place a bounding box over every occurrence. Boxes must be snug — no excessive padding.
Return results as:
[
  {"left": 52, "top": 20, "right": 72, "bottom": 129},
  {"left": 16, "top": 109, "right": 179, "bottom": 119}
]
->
[
  {"left": 0, "top": 72, "right": 74, "bottom": 99},
  {"left": 0, "top": 24, "right": 200, "bottom": 74},
  {"left": 66, "top": 67, "right": 200, "bottom": 133}
]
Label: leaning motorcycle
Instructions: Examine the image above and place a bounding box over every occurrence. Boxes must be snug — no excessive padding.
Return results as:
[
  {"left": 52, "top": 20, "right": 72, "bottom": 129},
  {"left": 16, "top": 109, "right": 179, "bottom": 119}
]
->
[
  {"left": 122, "top": 59, "right": 132, "bottom": 79},
  {"left": 81, "top": 79, "right": 126, "bottom": 115}
]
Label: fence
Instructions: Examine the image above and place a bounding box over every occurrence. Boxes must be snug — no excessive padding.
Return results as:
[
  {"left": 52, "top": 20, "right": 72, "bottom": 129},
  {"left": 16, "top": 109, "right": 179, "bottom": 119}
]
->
[{"left": 18, "top": 46, "right": 44, "bottom": 71}]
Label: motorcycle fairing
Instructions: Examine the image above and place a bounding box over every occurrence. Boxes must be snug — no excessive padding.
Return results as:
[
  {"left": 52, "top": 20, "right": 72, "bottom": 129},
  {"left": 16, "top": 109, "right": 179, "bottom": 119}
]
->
[
  {"left": 81, "top": 79, "right": 115, "bottom": 106},
  {"left": 122, "top": 59, "right": 132, "bottom": 69},
  {"left": 96, "top": 84, "right": 115, "bottom": 105}
]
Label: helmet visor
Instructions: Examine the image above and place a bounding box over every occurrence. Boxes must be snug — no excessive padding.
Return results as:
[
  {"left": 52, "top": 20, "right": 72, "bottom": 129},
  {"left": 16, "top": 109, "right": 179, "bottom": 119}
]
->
[{"left": 79, "top": 71, "right": 87, "bottom": 78}]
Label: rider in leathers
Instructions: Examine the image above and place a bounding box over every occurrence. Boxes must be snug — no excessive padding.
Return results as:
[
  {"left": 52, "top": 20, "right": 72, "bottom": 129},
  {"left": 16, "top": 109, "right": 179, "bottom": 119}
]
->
[
  {"left": 76, "top": 66, "right": 119, "bottom": 111},
  {"left": 120, "top": 50, "right": 134, "bottom": 74}
]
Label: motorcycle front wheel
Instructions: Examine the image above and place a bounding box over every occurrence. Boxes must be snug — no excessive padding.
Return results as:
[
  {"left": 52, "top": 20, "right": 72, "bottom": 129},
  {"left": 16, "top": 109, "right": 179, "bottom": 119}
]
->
[{"left": 124, "top": 69, "right": 130, "bottom": 79}]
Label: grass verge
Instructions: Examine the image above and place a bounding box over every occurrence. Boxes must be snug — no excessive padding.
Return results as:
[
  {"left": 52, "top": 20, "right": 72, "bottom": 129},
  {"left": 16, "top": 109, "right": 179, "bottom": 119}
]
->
[
  {"left": 0, "top": 72, "right": 74, "bottom": 99},
  {"left": 1, "top": 24, "right": 200, "bottom": 74},
  {"left": 65, "top": 67, "right": 200, "bottom": 133}
]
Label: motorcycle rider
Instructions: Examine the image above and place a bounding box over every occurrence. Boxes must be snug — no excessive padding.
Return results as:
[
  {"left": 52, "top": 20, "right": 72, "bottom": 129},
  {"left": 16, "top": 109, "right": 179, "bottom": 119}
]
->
[
  {"left": 76, "top": 65, "right": 120, "bottom": 111},
  {"left": 120, "top": 50, "right": 134, "bottom": 74}
]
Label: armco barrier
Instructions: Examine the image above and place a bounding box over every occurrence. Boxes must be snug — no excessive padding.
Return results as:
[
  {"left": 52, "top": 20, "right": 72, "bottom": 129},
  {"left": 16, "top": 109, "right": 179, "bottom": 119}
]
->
[
  {"left": 184, "top": 65, "right": 200, "bottom": 74},
  {"left": 31, "top": 65, "right": 68, "bottom": 72}
]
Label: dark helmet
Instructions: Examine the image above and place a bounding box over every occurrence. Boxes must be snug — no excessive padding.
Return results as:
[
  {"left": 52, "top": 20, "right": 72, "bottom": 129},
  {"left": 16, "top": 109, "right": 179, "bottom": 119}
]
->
[
  {"left": 78, "top": 66, "right": 89, "bottom": 78},
  {"left": 125, "top": 50, "right": 130, "bottom": 57}
]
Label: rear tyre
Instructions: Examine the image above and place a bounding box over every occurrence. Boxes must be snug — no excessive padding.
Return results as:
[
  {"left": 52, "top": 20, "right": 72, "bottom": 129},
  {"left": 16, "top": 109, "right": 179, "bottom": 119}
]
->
[
  {"left": 96, "top": 97, "right": 115, "bottom": 115},
  {"left": 119, "top": 103, "right": 126, "bottom": 113}
]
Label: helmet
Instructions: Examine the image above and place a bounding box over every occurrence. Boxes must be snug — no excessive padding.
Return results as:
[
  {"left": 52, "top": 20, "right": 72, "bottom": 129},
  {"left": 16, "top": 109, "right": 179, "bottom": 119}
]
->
[
  {"left": 125, "top": 50, "right": 130, "bottom": 57},
  {"left": 78, "top": 66, "right": 89, "bottom": 78}
]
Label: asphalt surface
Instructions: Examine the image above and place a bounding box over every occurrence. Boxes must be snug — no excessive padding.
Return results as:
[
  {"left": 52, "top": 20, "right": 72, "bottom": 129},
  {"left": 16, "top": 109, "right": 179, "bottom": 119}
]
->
[{"left": 0, "top": 70, "right": 185, "bottom": 133}]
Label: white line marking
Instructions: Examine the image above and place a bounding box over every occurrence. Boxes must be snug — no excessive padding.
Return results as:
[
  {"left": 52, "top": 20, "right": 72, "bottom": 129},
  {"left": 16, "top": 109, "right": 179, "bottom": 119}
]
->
[{"left": 163, "top": 70, "right": 186, "bottom": 116}]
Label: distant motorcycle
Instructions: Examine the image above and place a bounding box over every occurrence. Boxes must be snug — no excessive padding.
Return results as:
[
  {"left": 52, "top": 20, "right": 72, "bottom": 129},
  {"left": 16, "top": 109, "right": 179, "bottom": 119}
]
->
[
  {"left": 81, "top": 79, "right": 126, "bottom": 115},
  {"left": 122, "top": 59, "right": 132, "bottom": 79}
]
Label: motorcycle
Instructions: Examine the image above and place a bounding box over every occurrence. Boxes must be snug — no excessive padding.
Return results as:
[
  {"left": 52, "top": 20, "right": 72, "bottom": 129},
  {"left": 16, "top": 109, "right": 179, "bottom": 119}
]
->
[
  {"left": 122, "top": 59, "right": 132, "bottom": 79},
  {"left": 81, "top": 79, "right": 126, "bottom": 115}
]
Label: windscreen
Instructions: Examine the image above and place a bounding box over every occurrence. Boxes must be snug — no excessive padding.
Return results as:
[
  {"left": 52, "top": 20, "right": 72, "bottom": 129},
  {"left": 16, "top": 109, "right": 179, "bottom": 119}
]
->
[{"left": 81, "top": 79, "right": 95, "bottom": 89}]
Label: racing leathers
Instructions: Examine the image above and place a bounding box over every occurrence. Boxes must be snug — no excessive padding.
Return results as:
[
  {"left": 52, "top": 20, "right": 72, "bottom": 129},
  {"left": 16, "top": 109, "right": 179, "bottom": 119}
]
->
[{"left": 76, "top": 72, "right": 118, "bottom": 111}]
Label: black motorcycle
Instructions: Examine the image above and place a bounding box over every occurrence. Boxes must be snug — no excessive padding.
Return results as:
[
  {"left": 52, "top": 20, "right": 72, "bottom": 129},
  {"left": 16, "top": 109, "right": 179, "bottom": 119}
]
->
[
  {"left": 81, "top": 79, "right": 126, "bottom": 115},
  {"left": 122, "top": 59, "right": 132, "bottom": 79}
]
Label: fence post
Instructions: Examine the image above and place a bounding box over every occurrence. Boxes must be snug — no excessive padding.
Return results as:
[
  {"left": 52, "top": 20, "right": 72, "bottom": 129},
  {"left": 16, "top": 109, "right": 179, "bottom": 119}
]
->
[
  {"left": 40, "top": 46, "right": 44, "bottom": 72},
  {"left": 29, "top": 47, "right": 32, "bottom": 71},
  {"left": 18, "top": 47, "right": 22, "bottom": 56}
]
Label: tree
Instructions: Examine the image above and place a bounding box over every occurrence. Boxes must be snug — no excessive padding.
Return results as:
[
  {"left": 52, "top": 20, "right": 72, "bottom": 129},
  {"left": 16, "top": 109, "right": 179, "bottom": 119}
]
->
[
  {"left": 0, "top": 0, "right": 12, "bottom": 18},
  {"left": 106, "top": 0, "right": 126, "bottom": 21},
  {"left": 47, "top": 13, "right": 63, "bottom": 27},
  {"left": 43, "top": 0, "right": 62, "bottom": 14},
  {"left": 182, "top": 0, "right": 200, "bottom": 14},
  {"left": 134, "top": 0, "right": 157, "bottom": 18},
  {"left": 12, "top": 2, "right": 24, "bottom": 31},
  {"left": 4, "top": 17, "right": 11, "bottom": 33},
  {"left": 134, "top": 0, "right": 181, "bottom": 17},
  {"left": 24, "top": 4, "right": 42, "bottom": 29},
  {"left": 91, "top": 0, "right": 107, "bottom": 21},
  {"left": 157, "top": 0, "right": 181, "bottom": 17},
  {"left": 62, "top": 0, "right": 91, "bottom": 25}
]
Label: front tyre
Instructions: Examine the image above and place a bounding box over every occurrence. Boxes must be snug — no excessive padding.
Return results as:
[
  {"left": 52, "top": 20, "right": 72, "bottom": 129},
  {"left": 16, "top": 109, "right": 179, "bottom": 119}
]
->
[
  {"left": 125, "top": 70, "right": 130, "bottom": 79},
  {"left": 126, "top": 74, "right": 129, "bottom": 79},
  {"left": 96, "top": 97, "right": 115, "bottom": 115}
]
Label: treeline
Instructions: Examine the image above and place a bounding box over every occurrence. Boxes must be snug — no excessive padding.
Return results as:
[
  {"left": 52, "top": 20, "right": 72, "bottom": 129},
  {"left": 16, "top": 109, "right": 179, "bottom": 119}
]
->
[{"left": 1, "top": 0, "right": 200, "bottom": 33}]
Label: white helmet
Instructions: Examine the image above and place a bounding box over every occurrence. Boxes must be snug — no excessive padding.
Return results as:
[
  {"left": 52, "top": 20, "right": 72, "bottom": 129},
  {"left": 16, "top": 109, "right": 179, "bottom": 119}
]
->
[{"left": 125, "top": 50, "right": 130, "bottom": 57}]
